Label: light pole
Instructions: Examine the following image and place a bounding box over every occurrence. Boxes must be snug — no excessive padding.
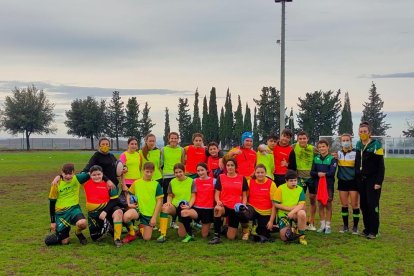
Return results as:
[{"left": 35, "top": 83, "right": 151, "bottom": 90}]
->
[{"left": 275, "top": 0, "right": 292, "bottom": 133}]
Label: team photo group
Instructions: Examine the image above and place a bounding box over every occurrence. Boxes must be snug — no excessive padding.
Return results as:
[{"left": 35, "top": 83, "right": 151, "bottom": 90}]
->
[{"left": 45, "top": 120, "right": 385, "bottom": 248}]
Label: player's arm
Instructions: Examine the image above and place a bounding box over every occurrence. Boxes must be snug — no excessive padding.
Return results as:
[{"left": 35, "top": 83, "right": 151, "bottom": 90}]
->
[
  {"left": 326, "top": 157, "right": 338, "bottom": 177},
  {"left": 151, "top": 184, "right": 164, "bottom": 226},
  {"left": 214, "top": 176, "right": 223, "bottom": 206},
  {"left": 288, "top": 150, "right": 297, "bottom": 171},
  {"left": 75, "top": 172, "right": 90, "bottom": 184},
  {"left": 82, "top": 153, "right": 98, "bottom": 173},
  {"left": 166, "top": 183, "right": 173, "bottom": 206},
  {"left": 187, "top": 180, "right": 197, "bottom": 208},
  {"left": 242, "top": 177, "right": 248, "bottom": 205},
  {"left": 48, "top": 185, "right": 58, "bottom": 231}
]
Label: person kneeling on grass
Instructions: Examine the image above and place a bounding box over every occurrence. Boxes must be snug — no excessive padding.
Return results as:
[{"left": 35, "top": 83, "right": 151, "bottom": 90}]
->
[
  {"left": 84, "top": 165, "right": 124, "bottom": 247},
  {"left": 157, "top": 163, "right": 195, "bottom": 243},
  {"left": 180, "top": 163, "right": 216, "bottom": 241},
  {"left": 45, "top": 163, "right": 89, "bottom": 246},
  {"left": 122, "top": 162, "right": 163, "bottom": 243},
  {"left": 273, "top": 170, "right": 308, "bottom": 245}
]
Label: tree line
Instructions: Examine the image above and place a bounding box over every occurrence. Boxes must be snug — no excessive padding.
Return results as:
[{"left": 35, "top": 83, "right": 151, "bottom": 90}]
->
[{"left": 1, "top": 82, "right": 401, "bottom": 151}]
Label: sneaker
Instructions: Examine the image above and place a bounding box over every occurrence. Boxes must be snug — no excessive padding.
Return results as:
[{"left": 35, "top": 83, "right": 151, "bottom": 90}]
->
[
  {"left": 339, "top": 226, "right": 349, "bottom": 233},
  {"left": 299, "top": 236, "right": 308, "bottom": 246},
  {"left": 307, "top": 223, "right": 317, "bottom": 231},
  {"left": 325, "top": 227, "right": 332, "bottom": 234},
  {"left": 157, "top": 235, "right": 166, "bottom": 243},
  {"left": 316, "top": 226, "right": 325, "bottom": 233},
  {"left": 114, "top": 239, "right": 123, "bottom": 247},
  {"left": 182, "top": 234, "right": 194, "bottom": 243},
  {"left": 153, "top": 226, "right": 159, "bottom": 231},
  {"left": 193, "top": 222, "right": 202, "bottom": 229},
  {"left": 352, "top": 226, "right": 359, "bottom": 235},
  {"left": 122, "top": 226, "right": 128, "bottom": 234},
  {"left": 360, "top": 229, "right": 369, "bottom": 237},
  {"left": 75, "top": 232, "right": 88, "bottom": 245},
  {"left": 122, "top": 234, "right": 137, "bottom": 244},
  {"left": 242, "top": 232, "right": 250, "bottom": 241},
  {"left": 208, "top": 236, "right": 222, "bottom": 245},
  {"left": 366, "top": 234, "right": 377, "bottom": 240},
  {"left": 170, "top": 221, "right": 179, "bottom": 229}
]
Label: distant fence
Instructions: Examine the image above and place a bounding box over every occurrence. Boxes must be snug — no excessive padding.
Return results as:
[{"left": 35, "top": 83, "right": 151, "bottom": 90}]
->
[{"left": 0, "top": 138, "right": 129, "bottom": 150}]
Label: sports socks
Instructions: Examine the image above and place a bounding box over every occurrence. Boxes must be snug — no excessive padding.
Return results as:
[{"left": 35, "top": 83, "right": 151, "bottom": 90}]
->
[
  {"left": 341, "top": 207, "right": 349, "bottom": 228},
  {"left": 181, "top": 217, "right": 193, "bottom": 236},
  {"left": 213, "top": 217, "right": 222, "bottom": 237},
  {"left": 353, "top": 208, "right": 360, "bottom": 227},
  {"left": 126, "top": 221, "right": 135, "bottom": 236},
  {"left": 114, "top": 222, "right": 122, "bottom": 240},
  {"left": 159, "top": 212, "right": 169, "bottom": 236}
]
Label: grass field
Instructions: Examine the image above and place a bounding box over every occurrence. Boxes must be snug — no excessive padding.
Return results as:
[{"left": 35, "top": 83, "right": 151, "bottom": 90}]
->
[{"left": 0, "top": 151, "right": 413, "bottom": 275}]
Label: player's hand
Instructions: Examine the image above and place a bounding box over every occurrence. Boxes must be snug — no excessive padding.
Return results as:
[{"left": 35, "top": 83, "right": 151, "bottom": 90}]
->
[
  {"left": 122, "top": 184, "right": 128, "bottom": 192},
  {"left": 216, "top": 200, "right": 223, "bottom": 207},
  {"left": 233, "top": 149, "right": 242, "bottom": 156},
  {"left": 99, "top": 211, "right": 107, "bottom": 221},
  {"left": 181, "top": 204, "right": 190, "bottom": 209},
  {"left": 150, "top": 217, "right": 156, "bottom": 227},
  {"left": 122, "top": 166, "right": 128, "bottom": 174},
  {"left": 281, "top": 159, "right": 288, "bottom": 167},
  {"left": 332, "top": 152, "right": 338, "bottom": 159},
  {"left": 50, "top": 223, "right": 56, "bottom": 232},
  {"left": 51, "top": 175, "right": 60, "bottom": 186},
  {"left": 163, "top": 202, "right": 172, "bottom": 208},
  {"left": 287, "top": 211, "right": 295, "bottom": 219},
  {"left": 106, "top": 180, "right": 116, "bottom": 191},
  {"left": 266, "top": 220, "right": 273, "bottom": 230},
  {"left": 318, "top": 172, "right": 326, "bottom": 177},
  {"left": 374, "top": 184, "right": 381, "bottom": 190},
  {"left": 128, "top": 203, "right": 137, "bottom": 209}
]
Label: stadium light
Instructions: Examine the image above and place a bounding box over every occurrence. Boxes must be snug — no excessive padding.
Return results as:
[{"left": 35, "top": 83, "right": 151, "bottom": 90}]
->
[{"left": 275, "top": 0, "right": 292, "bottom": 133}]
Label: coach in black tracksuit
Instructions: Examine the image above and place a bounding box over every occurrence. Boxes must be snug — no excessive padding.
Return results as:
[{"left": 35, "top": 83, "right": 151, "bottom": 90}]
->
[{"left": 355, "top": 122, "right": 385, "bottom": 239}]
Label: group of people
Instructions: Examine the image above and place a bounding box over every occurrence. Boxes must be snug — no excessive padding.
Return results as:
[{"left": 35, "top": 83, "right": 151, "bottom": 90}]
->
[{"left": 45, "top": 121, "right": 385, "bottom": 247}]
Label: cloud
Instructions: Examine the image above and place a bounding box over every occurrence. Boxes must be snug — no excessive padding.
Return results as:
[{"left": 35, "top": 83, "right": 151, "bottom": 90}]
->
[
  {"left": 359, "top": 72, "right": 414, "bottom": 79},
  {"left": 0, "top": 81, "right": 192, "bottom": 99}
]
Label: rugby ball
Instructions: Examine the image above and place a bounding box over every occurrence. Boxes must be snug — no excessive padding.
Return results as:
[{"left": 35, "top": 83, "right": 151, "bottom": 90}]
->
[{"left": 115, "top": 160, "right": 124, "bottom": 177}]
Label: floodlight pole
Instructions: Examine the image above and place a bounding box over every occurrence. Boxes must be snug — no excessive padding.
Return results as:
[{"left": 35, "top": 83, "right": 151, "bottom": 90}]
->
[{"left": 275, "top": 0, "right": 292, "bottom": 133}]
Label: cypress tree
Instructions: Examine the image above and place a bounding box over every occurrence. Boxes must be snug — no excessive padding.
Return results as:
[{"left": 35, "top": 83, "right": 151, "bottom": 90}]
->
[
  {"left": 223, "top": 88, "right": 234, "bottom": 148},
  {"left": 233, "top": 95, "right": 244, "bottom": 144},
  {"left": 177, "top": 98, "right": 192, "bottom": 145},
  {"left": 243, "top": 103, "right": 252, "bottom": 132},
  {"left": 219, "top": 107, "right": 225, "bottom": 147},
  {"left": 192, "top": 88, "right": 201, "bottom": 134},
  {"left": 201, "top": 95, "right": 209, "bottom": 136},
  {"left": 163, "top": 107, "right": 170, "bottom": 146},
  {"left": 361, "top": 82, "right": 390, "bottom": 136},
  {"left": 124, "top": 97, "right": 141, "bottom": 145},
  {"left": 253, "top": 107, "right": 259, "bottom": 148},
  {"left": 106, "top": 91, "right": 125, "bottom": 150},
  {"left": 207, "top": 87, "right": 219, "bottom": 143},
  {"left": 139, "top": 102, "right": 155, "bottom": 139},
  {"left": 338, "top": 92, "right": 353, "bottom": 135}
]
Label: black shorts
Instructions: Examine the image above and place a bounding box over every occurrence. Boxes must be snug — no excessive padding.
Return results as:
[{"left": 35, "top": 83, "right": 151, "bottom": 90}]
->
[
  {"left": 299, "top": 178, "right": 316, "bottom": 194},
  {"left": 193, "top": 207, "right": 214, "bottom": 224},
  {"left": 338, "top": 179, "right": 358, "bottom": 192},
  {"left": 223, "top": 206, "right": 240, "bottom": 229},
  {"left": 273, "top": 174, "right": 286, "bottom": 187}
]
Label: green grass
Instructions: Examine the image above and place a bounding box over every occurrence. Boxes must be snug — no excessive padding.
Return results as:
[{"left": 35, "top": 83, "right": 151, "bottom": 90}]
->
[{"left": 0, "top": 152, "right": 413, "bottom": 275}]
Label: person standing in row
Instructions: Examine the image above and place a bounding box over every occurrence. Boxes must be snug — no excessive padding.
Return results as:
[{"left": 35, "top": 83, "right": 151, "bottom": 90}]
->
[
  {"left": 273, "top": 129, "right": 297, "bottom": 187},
  {"left": 355, "top": 122, "right": 385, "bottom": 239},
  {"left": 184, "top": 133, "right": 207, "bottom": 178},
  {"left": 226, "top": 131, "right": 257, "bottom": 179},
  {"left": 119, "top": 137, "right": 141, "bottom": 189},
  {"left": 140, "top": 134, "right": 163, "bottom": 183}
]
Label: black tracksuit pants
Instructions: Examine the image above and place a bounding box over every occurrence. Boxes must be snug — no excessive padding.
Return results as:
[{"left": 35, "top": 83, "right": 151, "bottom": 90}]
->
[{"left": 359, "top": 176, "right": 381, "bottom": 235}]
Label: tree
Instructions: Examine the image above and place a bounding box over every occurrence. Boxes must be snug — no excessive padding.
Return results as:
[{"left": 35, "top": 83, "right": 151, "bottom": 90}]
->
[
  {"left": 244, "top": 103, "right": 252, "bottom": 133},
  {"left": 177, "top": 98, "right": 192, "bottom": 145},
  {"left": 124, "top": 97, "right": 141, "bottom": 145},
  {"left": 219, "top": 107, "right": 225, "bottom": 147},
  {"left": 253, "top": 107, "right": 259, "bottom": 148},
  {"left": 105, "top": 91, "right": 125, "bottom": 150},
  {"left": 192, "top": 88, "right": 201, "bottom": 134},
  {"left": 1, "top": 85, "right": 56, "bottom": 150},
  {"left": 205, "top": 87, "right": 219, "bottom": 143},
  {"left": 163, "top": 107, "right": 170, "bottom": 145},
  {"left": 139, "top": 102, "right": 155, "bottom": 140},
  {"left": 223, "top": 88, "right": 234, "bottom": 149},
  {"left": 65, "top": 96, "right": 106, "bottom": 149},
  {"left": 297, "top": 90, "right": 342, "bottom": 143},
  {"left": 402, "top": 113, "right": 414, "bottom": 137},
  {"left": 201, "top": 95, "right": 209, "bottom": 135},
  {"left": 338, "top": 92, "right": 353, "bottom": 135},
  {"left": 361, "top": 82, "right": 390, "bottom": 136},
  {"left": 268, "top": 87, "right": 282, "bottom": 135},
  {"left": 233, "top": 95, "right": 244, "bottom": 144},
  {"left": 287, "top": 107, "right": 295, "bottom": 132}
]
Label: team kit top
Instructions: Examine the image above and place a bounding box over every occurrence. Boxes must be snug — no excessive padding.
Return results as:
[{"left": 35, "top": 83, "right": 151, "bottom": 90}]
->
[
  {"left": 129, "top": 179, "right": 163, "bottom": 217},
  {"left": 273, "top": 183, "right": 306, "bottom": 218},
  {"left": 139, "top": 148, "right": 162, "bottom": 181},
  {"left": 119, "top": 151, "right": 142, "bottom": 186}
]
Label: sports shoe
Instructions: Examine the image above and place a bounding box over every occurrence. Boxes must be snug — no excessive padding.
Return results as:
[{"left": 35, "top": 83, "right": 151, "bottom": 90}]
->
[
  {"left": 307, "top": 223, "right": 317, "bottom": 231},
  {"left": 182, "top": 234, "right": 194, "bottom": 243},
  {"left": 360, "top": 229, "right": 369, "bottom": 237},
  {"left": 208, "top": 236, "right": 222, "bottom": 245},
  {"left": 366, "top": 234, "right": 377, "bottom": 240},
  {"left": 122, "top": 234, "right": 137, "bottom": 244},
  {"left": 114, "top": 239, "right": 123, "bottom": 247},
  {"left": 193, "top": 222, "right": 202, "bottom": 229},
  {"left": 299, "top": 236, "right": 308, "bottom": 246},
  {"left": 339, "top": 226, "right": 349, "bottom": 233},
  {"left": 170, "top": 221, "right": 179, "bottom": 229},
  {"left": 316, "top": 226, "right": 325, "bottom": 233},
  {"left": 75, "top": 232, "right": 88, "bottom": 245},
  {"left": 324, "top": 227, "right": 332, "bottom": 234},
  {"left": 157, "top": 235, "right": 166, "bottom": 243},
  {"left": 352, "top": 226, "right": 359, "bottom": 235},
  {"left": 242, "top": 232, "right": 250, "bottom": 241},
  {"left": 122, "top": 226, "right": 128, "bottom": 234}
]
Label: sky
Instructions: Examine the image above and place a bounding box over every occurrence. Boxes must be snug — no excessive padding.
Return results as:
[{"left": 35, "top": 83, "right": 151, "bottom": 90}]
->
[{"left": 0, "top": 0, "right": 413, "bottom": 139}]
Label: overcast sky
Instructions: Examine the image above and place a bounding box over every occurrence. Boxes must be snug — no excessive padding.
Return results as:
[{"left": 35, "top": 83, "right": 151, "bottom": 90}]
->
[{"left": 0, "top": 0, "right": 413, "bottom": 138}]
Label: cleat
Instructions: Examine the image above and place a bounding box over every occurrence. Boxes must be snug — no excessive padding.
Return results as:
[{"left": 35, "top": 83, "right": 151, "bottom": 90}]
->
[
  {"left": 316, "top": 227, "right": 325, "bottom": 233},
  {"left": 181, "top": 234, "right": 194, "bottom": 243},
  {"left": 242, "top": 232, "right": 250, "bottom": 241},
  {"left": 366, "top": 234, "right": 377, "bottom": 240},
  {"left": 299, "top": 236, "right": 308, "bottom": 245},
  {"left": 75, "top": 232, "right": 88, "bottom": 245},
  {"left": 170, "top": 221, "right": 179, "bottom": 229},
  {"left": 157, "top": 235, "right": 166, "bottom": 243},
  {"left": 352, "top": 226, "right": 359, "bottom": 235},
  {"left": 122, "top": 234, "right": 137, "bottom": 244},
  {"left": 208, "top": 236, "right": 222, "bottom": 245},
  {"left": 324, "top": 227, "right": 332, "bottom": 234},
  {"left": 307, "top": 223, "right": 316, "bottom": 231},
  {"left": 339, "top": 226, "right": 349, "bottom": 233},
  {"left": 360, "top": 229, "right": 369, "bottom": 237},
  {"left": 114, "top": 239, "right": 123, "bottom": 247}
]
